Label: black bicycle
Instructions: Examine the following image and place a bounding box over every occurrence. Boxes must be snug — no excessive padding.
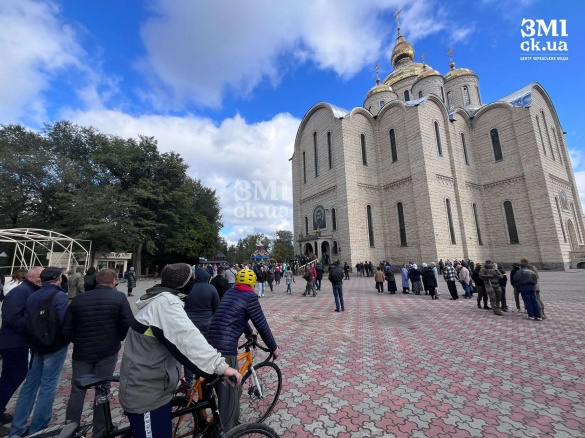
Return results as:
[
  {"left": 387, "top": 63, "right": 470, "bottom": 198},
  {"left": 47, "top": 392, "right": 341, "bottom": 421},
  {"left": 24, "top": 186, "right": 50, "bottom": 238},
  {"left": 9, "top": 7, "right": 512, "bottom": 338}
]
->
[{"left": 27, "top": 374, "right": 279, "bottom": 438}]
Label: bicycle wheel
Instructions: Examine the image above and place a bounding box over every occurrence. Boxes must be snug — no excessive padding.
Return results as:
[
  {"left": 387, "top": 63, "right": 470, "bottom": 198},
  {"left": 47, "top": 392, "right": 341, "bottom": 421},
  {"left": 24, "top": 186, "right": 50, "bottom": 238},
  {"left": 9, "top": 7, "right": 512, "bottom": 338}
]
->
[
  {"left": 227, "top": 422, "right": 279, "bottom": 438},
  {"left": 170, "top": 395, "right": 203, "bottom": 438},
  {"left": 239, "top": 362, "right": 282, "bottom": 424}
]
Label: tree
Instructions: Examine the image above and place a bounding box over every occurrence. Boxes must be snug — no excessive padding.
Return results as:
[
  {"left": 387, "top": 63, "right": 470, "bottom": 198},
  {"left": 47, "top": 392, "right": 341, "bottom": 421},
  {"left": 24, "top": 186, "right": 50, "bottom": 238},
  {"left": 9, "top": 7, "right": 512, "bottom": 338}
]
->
[{"left": 271, "top": 230, "right": 294, "bottom": 262}]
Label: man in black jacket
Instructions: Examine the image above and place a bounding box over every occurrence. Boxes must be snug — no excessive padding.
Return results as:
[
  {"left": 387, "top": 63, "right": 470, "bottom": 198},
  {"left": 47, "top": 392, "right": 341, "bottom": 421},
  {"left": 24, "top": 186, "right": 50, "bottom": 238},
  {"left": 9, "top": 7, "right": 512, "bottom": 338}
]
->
[
  {"left": 62, "top": 268, "right": 134, "bottom": 436},
  {"left": 210, "top": 267, "right": 230, "bottom": 300}
]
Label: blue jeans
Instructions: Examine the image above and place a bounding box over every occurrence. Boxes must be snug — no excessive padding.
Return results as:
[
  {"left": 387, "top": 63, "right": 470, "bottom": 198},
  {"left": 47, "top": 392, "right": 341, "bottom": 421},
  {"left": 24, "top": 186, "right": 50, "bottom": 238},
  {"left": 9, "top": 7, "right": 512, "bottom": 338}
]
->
[
  {"left": 0, "top": 346, "right": 29, "bottom": 415},
  {"left": 286, "top": 283, "right": 292, "bottom": 293},
  {"left": 257, "top": 282, "right": 265, "bottom": 297},
  {"left": 462, "top": 282, "right": 472, "bottom": 298},
  {"left": 332, "top": 283, "right": 344, "bottom": 310},
  {"left": 10, "top": 345, "right": 68, "bottom": 436},
  {"left": 519, "top": 285, "right": 541, "bottom": 318}
]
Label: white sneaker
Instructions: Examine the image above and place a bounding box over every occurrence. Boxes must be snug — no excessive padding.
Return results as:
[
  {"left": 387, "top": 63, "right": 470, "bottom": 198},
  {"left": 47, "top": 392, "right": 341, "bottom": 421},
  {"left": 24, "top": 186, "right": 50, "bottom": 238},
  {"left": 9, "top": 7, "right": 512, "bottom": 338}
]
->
[
  {"left": 515, "top": 308, "right": 521, "bottom": 312},
  {"left": 535, "top": 317, "right": 543, "bottom": 321},
  {"left": 528, "top": 316, "right": 534, "bottom": 320}
]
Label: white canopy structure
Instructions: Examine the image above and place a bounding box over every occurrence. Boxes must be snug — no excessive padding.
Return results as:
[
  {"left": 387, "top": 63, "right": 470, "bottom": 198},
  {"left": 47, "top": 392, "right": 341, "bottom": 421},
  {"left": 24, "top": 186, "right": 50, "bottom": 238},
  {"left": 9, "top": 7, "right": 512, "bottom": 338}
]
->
[{"left": 0, "top": 228, "right": 92, "bottom": 275}]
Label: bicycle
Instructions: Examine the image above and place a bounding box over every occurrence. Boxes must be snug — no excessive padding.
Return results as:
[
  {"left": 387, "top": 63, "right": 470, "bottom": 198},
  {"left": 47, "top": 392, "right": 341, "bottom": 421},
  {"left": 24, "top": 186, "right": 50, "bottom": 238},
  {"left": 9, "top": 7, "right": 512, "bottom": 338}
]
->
[
  {"left": 27, "top": 374, "right": 279, "bottom": 438},
  {"left": 173, "top": 336, "right": 282, "bottom": 435}
]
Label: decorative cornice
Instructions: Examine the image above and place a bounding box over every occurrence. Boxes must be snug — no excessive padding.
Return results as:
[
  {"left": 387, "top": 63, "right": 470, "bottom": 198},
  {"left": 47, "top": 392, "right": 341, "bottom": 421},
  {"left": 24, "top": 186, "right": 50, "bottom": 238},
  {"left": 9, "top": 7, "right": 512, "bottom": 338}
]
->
[
  {"left": 436, "top": 174, "right": 455, "bottom": 186},
  {"left": 301, "top": 185, "right": 337, "bottom": 203},
  {"left": 383, "top": 177, "right": 412, "bottom": 191},
  {"left": 357, "top": 182, "right": 379, "bottom": 191},
  {"left": 465, "top": 181, "right": 482, "bottom": 191},
  {"left": 483, "top": 175, "right": 525, "bottom": 190},
  {"left": 549, "top": 174, "right": 572, "bottom": 191}
]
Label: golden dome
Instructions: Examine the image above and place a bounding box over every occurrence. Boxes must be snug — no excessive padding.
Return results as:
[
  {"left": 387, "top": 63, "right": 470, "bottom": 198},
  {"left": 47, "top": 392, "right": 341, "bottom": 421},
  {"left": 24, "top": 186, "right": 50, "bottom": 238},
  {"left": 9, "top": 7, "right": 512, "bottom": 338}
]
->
[
  {"left": 391, "top": 29, "right": 415, "bottom": 68},
  {"left": 383, "top": 62, "right": 426, "bottom": 87},
  {"left": 444, "top": 61, "right": 475, "bottom": 81},
  {"left": 366, "top": 78, "right": 393, "bottom": 99}
]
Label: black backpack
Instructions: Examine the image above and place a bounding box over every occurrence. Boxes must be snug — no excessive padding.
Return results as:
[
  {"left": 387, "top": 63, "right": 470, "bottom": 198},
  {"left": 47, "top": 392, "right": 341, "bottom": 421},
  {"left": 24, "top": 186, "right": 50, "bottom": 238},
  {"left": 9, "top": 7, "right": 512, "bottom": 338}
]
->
[{"left": 26, "top": 291, "right": 64, "bottom": 355}]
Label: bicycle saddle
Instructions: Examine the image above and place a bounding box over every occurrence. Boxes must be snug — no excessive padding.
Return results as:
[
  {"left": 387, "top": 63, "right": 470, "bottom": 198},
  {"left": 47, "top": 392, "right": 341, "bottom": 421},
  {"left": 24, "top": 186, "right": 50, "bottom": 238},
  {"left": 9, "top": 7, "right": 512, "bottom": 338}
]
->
[{"left": 75, "top": 374, "right": 120, "bottom": 389}]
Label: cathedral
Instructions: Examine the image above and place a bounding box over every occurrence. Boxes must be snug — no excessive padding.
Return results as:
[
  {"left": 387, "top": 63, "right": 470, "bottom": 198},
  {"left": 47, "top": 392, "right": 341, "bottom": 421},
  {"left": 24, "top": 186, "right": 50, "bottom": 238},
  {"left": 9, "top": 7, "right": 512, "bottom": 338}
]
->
[{"left": 291, "top": 23, "right": 585, "bottom": 270}]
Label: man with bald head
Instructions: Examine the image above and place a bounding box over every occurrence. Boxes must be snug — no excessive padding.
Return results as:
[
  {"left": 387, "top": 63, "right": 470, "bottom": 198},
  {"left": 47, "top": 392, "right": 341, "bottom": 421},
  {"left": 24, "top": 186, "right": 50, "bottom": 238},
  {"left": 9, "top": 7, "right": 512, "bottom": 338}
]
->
[{"left": 0, "top": 267, "right": 43, "bottom": 435}]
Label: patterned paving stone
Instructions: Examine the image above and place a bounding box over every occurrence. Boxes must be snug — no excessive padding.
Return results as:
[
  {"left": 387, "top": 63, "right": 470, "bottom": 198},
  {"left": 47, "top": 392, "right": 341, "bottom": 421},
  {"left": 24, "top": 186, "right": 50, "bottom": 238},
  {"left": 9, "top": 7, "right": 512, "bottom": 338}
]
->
[{"left": 3, "top": 271, "right": 585, "bottom": 437}]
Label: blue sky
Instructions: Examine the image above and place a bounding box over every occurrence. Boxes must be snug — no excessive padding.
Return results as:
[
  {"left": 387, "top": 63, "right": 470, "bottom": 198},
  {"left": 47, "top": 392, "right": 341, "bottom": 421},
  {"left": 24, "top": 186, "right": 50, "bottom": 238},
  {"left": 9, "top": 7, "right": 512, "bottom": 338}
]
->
[{"left": 1, "top": 0, "right": 584, "bottom": 244}]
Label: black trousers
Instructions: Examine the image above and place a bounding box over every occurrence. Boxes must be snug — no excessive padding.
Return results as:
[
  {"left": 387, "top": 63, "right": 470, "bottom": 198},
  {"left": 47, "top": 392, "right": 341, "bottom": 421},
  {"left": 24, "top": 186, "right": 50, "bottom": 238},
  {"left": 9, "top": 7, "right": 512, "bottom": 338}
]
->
[{"left": 447, "top": 281, "right": 459, "bottom": 299}]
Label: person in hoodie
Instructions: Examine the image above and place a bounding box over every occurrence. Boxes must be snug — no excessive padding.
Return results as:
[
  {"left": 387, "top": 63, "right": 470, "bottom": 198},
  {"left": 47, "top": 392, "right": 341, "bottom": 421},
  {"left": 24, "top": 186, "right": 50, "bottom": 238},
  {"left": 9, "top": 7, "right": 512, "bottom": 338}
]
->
[
  {"left": 421, "top": 263, "right": 438, "bottom": 299},
  {"left": 183, "top": 267, "right": 220, "bottom": 384},
  {"left": 207, "top": 269, "right": 280, "bottom": 432},
  {"left": 119, "top": 263, "right": 240, "bottom": 438}
]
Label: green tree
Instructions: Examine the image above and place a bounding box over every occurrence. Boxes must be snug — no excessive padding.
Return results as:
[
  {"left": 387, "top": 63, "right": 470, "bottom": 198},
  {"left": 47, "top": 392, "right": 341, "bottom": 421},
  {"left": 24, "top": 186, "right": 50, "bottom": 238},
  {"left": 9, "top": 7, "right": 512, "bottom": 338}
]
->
[{"left": 270, "top": 230, "right": 294, "bottom": 262}]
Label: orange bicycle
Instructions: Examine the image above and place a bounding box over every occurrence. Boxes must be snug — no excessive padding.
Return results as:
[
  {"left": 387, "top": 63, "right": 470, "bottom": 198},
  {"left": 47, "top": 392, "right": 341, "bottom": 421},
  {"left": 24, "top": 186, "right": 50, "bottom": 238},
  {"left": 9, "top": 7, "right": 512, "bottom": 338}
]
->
[{"left": 172, "top": 336, "right": 281, "bottom": 437}]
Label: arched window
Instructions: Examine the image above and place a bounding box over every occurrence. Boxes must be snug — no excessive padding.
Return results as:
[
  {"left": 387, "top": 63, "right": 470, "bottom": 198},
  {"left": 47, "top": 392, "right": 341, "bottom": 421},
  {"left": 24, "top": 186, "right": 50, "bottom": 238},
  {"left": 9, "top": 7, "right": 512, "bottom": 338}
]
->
[
  {"left": 332, "top": 208, "right": 337, "bottom": 230},
  {"left": 447, "top": 91, "right": 453, "bottom": 110},
  {"left": 332, "top": 241, "right": 338, "bottom": 254},
  {"left": 490, "top": 129, "right": 503, "bottom": 162},
  {"left": 313, "top": 132, "right": 318, "bottom": 177},
  {"left": 302, "top": 151, "right": 306, "bottom": 183},
  {"left": 552, "top": 127, "right": 563, "bottom": 165},
  {"left": 404, "top": 90, "right": 410, "bottom": 101},
  {"left": 361, "top": 134, "right": 368, "bottom": 166},
  {"left": 541, "top": 110, "right": 555, "bottom": 160},
  {"left": 536, "top": 115, "right": 547, "bottom": 156},
  {"left": 560, "top": 191, "right": 569, "bottom": 210},
  {"left": 327, "top": 132, "right": 332, "bottom": 169},
  {"left": 462, "top": 86, "right": 470, "bottom": 105},
  {"left": 397, "top": 202, "right": 407, "bottom": 246},
  {"left": 389, "top": 129, "right": 398, "bottom": 162},
  {"left": 445, "top": 199, "right": 456, "bottom": 244},
  {"left": 503, "top": 201, "right": 519, "bottom": 244},
  {"left": 440, "top": 86, "right": 445, "bottom": 103},
  {"left": 472, "top": 203, "right": 483, "bottom": 245},
  {"left": 476, "top": 86, "right": 481, "bottom": 104},
  {"left": 379, "top": 100, "right": 385, "bottom": 109},
  {"left": 434, "top": 122, "right": 443, "bottom": 156},
  {"left": 305, "top": 217, "right": 308, "bottom": 235},
  {"left": 555, "top": 197, "right": 567, "bottom": 242},
  {"left": 571, "top": 202, "right": 583, "bottom": 242},
  {"left": 418, "top": 90, "right": 423, "bottom": 99},
  {"left": 461, "top": 133, "right": 469, "bottom": 165},
  {"left": 366, "top": 205, "right": 375, "bottom": 247}
]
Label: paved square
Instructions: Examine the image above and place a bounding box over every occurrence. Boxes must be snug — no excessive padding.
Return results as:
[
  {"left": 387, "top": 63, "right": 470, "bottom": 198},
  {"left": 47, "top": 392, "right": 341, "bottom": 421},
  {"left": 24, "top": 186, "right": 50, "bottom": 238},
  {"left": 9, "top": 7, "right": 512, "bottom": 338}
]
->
[{"left": 4, "top": 270, "right": 585, "bottom": 437}]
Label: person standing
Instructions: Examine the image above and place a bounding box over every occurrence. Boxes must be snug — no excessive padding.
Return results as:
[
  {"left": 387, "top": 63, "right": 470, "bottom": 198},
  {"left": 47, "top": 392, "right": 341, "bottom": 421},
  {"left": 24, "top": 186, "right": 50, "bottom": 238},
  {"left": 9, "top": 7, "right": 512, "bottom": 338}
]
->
[
  {"left": 431, "top": 262, "right": 440, "bottom": 299},
  {"left": 83, "top": 267, "right": 97, "bottom": 292},
  {"left": 443, "top": 261, "right": 459, "bottom": 300},
  {"left": 527, "top": 261, "right": 546, "bottom": 319},
  {"left": 256, "top": 266, "right": 267, "bottom": 297},
  {"left": 127, "top": 267, "right": 137, "bottom": 297},
  {"left": 1, "top": 269, "right": 27, "bottom": 298},
  {"left": 315, "top": 264, "right": 324, "bottom": 291},
  {"left": 284, "top": 268, "right": 295, "bottom": 294},
  {"left": 210, "top": 267, "right": 230, "bottom": 300},
  {"left": 497, "top": 264, "right": 508, "bottom": 312},
  {"left": 224, "top": 265, "right": 237, "bottom": 289},
  {"left": 0, "top": 267, "right": 43, "bottom": 436},
  {"left": 513, "top": 260, "right": 541, "bottom": 320},
  {"left": 374, "top": 267, "right": 385, "bottom": 294},
  {"left": 63, "top": 269, "right": 133, "bottom": 436},
  {"left": 401, "top": 265, "right": 410, "bottom": 293},
  {"left": 422, "top": 264, "right": 438, "bottom": 299},
  {"left": 472, "top": 263, "right": 489, "bottom": 309},
  {"left": 266, "top": 267, "right": 275, "bottom": 292},
  {"left": 274, "top": 267, "right": 281, "bottom": 286},
  {"left": 385, "top": 265, "right": 397, "bottom": 294},
  {"left": 328, "top": 262, "right": 345, "bottom": 312},
  {"left": 438, "top": 259, "right": 444, "bottom": 275},
  {"left": 409, "top": 264, "right": 423, "bottom": 295},
  {"left": 67, "top": 267, "right": 84, "bottom": 302},
  {"left": 302, "top": 268, "right": 315, "bottom": 296},
  {"left": 343, "top": 262, "right": 350, "bottom": 280},
  {"left": 510, "top": 263, "right": 521, "bottom": 312},
  {"left": 479, "top": 260, "right": 504, "bottom": 316},
  {"left": 9, "top": 267, "right": 69, "bottom": 437},
  {"left": 458, "top": 264, "right": 472, "bottom": 299}
]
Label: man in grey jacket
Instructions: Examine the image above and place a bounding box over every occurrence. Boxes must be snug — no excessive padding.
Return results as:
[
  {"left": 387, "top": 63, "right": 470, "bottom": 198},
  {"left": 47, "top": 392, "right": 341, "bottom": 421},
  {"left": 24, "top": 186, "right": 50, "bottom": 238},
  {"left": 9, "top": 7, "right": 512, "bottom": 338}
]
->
[{"left": 119, "top": 263, "right": 241, "bottom": 438}]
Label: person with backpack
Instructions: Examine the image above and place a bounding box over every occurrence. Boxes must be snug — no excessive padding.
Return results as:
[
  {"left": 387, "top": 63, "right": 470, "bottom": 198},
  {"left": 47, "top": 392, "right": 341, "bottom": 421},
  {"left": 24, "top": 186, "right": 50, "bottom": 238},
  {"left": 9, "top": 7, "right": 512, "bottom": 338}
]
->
[
  {"left": 9, "top": 267, "right": 69, "bottom": 437},
  {"left": 328, "top": 262, "right": 345, "bottom": 312},
  {"left": 0, "top": 267, "right": 43, "bottom": 437}
]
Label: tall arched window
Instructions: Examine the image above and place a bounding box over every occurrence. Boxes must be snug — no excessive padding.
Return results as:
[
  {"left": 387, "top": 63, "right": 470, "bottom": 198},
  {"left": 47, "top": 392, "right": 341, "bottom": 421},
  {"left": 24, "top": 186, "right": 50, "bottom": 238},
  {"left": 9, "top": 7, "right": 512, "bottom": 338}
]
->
[
  {"left": 461, "top": 133, "right": 469, "bottom": 165},
  {"left": 332, "top": 241, "right": 338, "bottom": 254},
  {"left": 404, "top": 90, "right": 410, "bottom": 101},
  {"left": 313, "top": 132, "right": 318, "bottom": 177},
  {"left": 305, "top": 217, "right": 308, "bottom": 235},
  {"left": 327, "top": 132, "right": 333, "bottom": 169},
  {"left": 462, "top": 86, "right": 470, "bottom": 105},
  {"left": 552, "top": 127, "right": 563, "bottom": 165},
  {"left": 536, "top": 115, "right": 547, "bottom": 156},
  {"left": 541, "top": 110, "right": 555, "bottom": 160},
  {"left": 440, "top": 86, "right": 445, "bottom": 103},
  {"left": 490, "top": 129, "right": 503, "bottom": 162},
  {"left": 434, "top": 122, "right": 443, "bottom": 156},
  {"left": 389, "top": 129, "right": 398, "bottom": 162},
  {"left": 360, "top": 134, "right": 368, "bottom": 166},
  {"left": 555, "top": 197, "right": 567, "bottom": 242},
  {"left": 379, "top": 100, "right": 385, "bottom": 109},
  {"left": 331, "top": 208, "right": 337, "bottom": 231},
  {"left": 472, "top": 203, "right": 483, "bottom": 245},
  {"left": 366, "top": 205, "right": 375, "bottom": 247},
  {"left": 397, "top": 202, "right": 407, "bottom": 246},
  {"left": 447, "top": 91, "right": 453, "bottom": 110},
  {"left": 476, "top": 86, "right": 481, "bottom": 104},
  {"left": 445, "top": 199, "right": 456, "bottom": 244},
  {"left": 503, "top": 201, "right": 519, "bottom": 244},
  {"left": 418, "top": 90, "right": 423, "bottom": 99},
  {"left": 302, "top": 151, "right": 306, "bottom": 183},
  {"left": 571, "top": 203, "right": 583, "bottom": 242}
]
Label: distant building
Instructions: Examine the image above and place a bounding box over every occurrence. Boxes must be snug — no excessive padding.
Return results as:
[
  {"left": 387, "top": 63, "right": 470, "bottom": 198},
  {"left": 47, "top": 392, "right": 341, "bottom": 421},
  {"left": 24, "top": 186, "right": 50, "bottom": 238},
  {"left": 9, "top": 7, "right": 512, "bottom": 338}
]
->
[{"left": 292, "top": 25, "right": 584, "bottom": 270}]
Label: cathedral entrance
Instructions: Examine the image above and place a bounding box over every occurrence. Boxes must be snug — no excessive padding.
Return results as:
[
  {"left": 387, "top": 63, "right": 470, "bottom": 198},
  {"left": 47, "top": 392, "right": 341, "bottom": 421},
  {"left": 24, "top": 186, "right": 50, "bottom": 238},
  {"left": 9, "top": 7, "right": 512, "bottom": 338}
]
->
[
  {"left": 321, "top": 241, "right": 330, "bottom": 265},
  {"left": 304, "top": 243, "right": 313, "bottom": 256}
]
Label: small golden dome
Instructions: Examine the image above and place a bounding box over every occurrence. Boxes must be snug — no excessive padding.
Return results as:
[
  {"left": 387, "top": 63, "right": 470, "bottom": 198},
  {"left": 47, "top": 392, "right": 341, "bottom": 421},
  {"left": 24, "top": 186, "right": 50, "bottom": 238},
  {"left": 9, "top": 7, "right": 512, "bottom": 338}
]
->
[
  {"left": 391, "top": 29, "right": 415, "bottom": 68},
  {"left": 366, "top": 77, "right": 393, "bottom": 99},
  {"left": 444, "top": 61, "right": 475, "bottom": 81},
  {"left": 413, "top": 66, "right": 441, "bottom": 85},
  {"left": 383, "top": 62, "right": 426, "bottom": 87}
]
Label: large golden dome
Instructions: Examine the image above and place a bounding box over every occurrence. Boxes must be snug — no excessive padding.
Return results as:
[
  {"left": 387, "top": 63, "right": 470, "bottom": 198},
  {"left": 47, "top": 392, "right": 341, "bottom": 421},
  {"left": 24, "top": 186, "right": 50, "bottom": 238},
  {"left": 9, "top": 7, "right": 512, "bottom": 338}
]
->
[
  {"left": 391, "top": 29, "right": 415, "bottom": 67},
  {"left": 383, "top": 62, "right": 426, "bottom": 87}
]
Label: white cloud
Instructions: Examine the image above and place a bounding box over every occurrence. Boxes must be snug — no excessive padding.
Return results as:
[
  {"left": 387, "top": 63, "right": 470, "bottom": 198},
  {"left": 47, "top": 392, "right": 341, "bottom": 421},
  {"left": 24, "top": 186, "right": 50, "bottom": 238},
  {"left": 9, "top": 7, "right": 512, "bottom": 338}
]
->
[
  {"left": 139, "top": 0, "right": 454, "bottom": 108},
  {"left": 0, "top": 0, "right": 82, "bottom": 123},
  {"left": 64, "top": 108, "right": 301, "bottom": 244}
]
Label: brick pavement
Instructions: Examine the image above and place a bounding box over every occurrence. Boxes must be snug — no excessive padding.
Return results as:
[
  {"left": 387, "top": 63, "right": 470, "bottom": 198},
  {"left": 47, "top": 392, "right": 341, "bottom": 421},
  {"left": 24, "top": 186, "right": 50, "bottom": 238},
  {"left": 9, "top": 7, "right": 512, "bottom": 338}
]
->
[{"left": 3, "top": 271, "right": 585, "bottom": 437}]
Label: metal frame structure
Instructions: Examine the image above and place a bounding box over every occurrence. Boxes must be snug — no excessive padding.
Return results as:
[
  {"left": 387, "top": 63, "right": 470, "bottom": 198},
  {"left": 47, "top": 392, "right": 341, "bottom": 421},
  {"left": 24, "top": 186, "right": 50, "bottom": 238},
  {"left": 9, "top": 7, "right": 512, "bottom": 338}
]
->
[{"left": 0, "top": 228, "right": 92, "bottom": 275}]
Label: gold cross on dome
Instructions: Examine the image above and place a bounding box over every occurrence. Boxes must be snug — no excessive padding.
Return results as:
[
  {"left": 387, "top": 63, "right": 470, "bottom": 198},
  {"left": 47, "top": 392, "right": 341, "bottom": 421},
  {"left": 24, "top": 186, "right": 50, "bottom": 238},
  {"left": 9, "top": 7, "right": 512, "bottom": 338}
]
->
[
  {"left": 447, "top": 47, "right": 454, "bottom": 63},
  {"left": 393, "top": 8, "right": 402, "bottom": 30},
  {"left": 374, "top": 64, "right": 380, "bottom": 77},
  {"left": 421, "top": 53, "right": 426, "bottom": 65}
]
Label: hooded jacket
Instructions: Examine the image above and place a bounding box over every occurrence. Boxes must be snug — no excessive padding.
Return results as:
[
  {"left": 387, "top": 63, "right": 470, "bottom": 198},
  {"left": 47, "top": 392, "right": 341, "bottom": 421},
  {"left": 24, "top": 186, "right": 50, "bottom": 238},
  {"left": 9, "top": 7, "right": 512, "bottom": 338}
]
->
[
  {"left": 119, "top": 285, "right": 228, "bottom": 414},
  {"left": 184, "top": 268, "right": 220, "bottom": 338},
  {"left": 0, "top": 279, "right": 39, "bottom": 349}
]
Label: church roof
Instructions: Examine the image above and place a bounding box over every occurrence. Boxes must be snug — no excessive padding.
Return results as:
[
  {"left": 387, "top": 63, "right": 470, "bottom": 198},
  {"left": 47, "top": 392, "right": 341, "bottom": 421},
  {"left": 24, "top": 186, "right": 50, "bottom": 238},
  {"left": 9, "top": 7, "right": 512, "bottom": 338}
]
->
[
  {"left": 497, "top": 83, "right": 534, "bottom": 107},
  {"left": 383, "top": 62, "right": 426, "bottom": 86}
]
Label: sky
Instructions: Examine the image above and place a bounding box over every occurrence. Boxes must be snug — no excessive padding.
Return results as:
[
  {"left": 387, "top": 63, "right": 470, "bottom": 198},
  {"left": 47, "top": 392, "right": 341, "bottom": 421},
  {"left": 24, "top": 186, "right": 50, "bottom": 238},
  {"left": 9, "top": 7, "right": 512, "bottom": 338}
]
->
[{"left": 1, "top": 0, "right": 584, "bottom": 245}]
